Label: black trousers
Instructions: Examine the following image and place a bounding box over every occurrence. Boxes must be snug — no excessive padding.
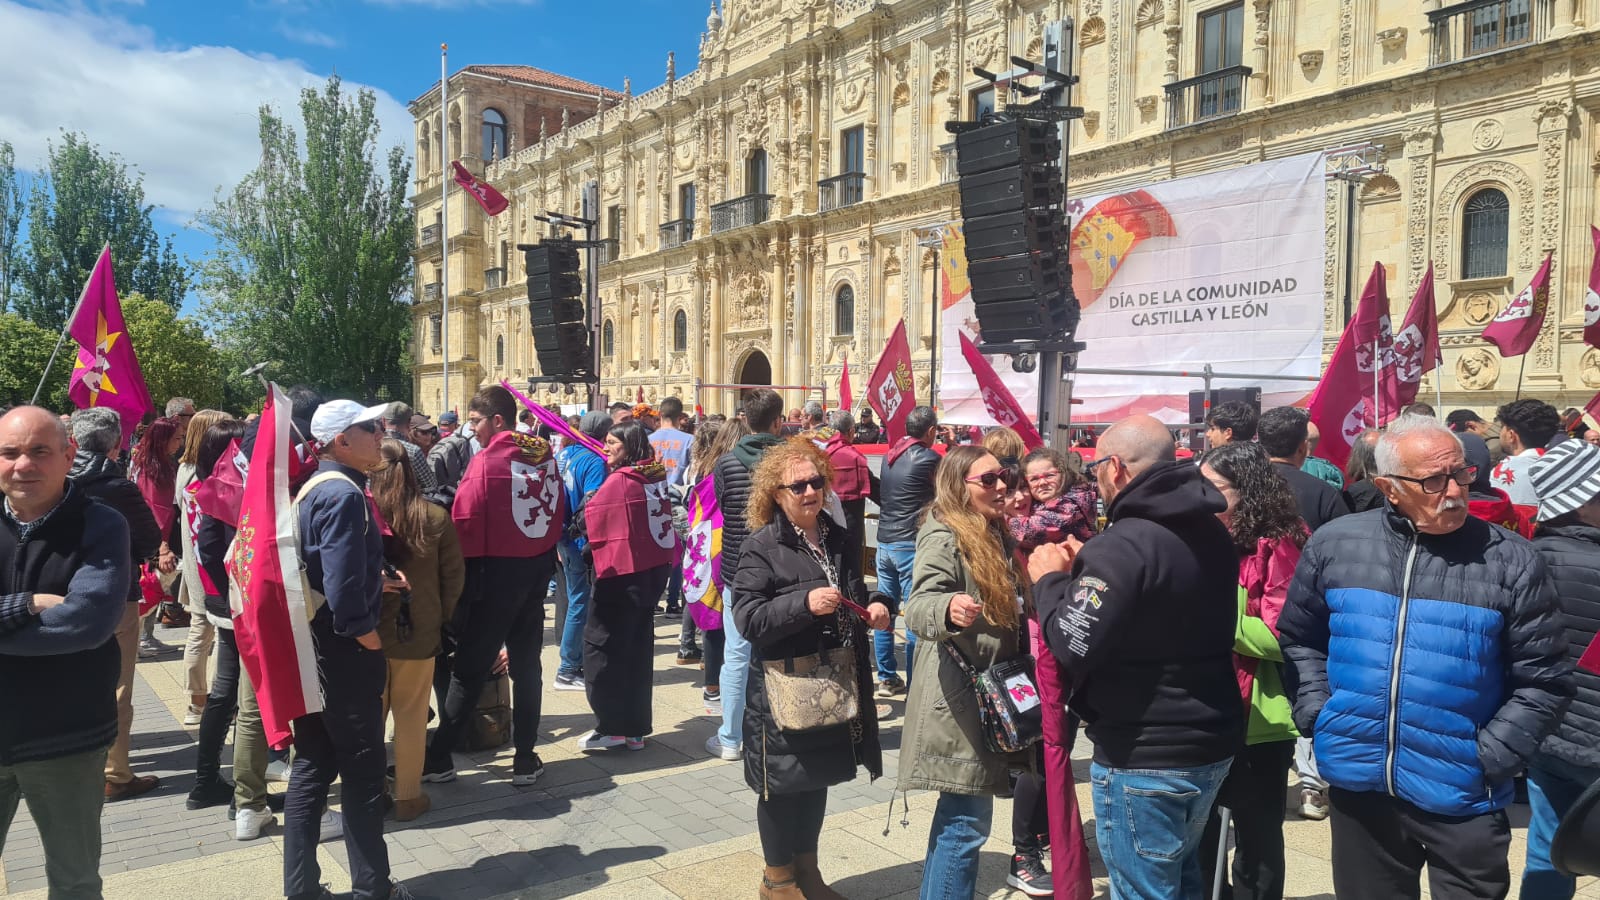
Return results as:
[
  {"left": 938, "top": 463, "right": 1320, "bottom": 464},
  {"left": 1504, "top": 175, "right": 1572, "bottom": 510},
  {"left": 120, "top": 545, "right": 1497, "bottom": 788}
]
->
[
  {"left": 756, "top": 789, "right": 829, "bottom": 866},
  {"left": 1199, "top": 739, "right": 1295, "bottom": 900},
  {"left": 426, "top": 552, "right": 555, "bottom": 766},
  {"left": 703, "top": 626, "right": 726, "bottom": 691},
  {"left": 584, "top": 568, "right": 668, "bottom": 738},
  {"left": 284, "top": 611, "right": 390, "bottom": 900},
  {"left": 1328, "top": 787, "right": 1511, "bottom": 900},
  {"left": 1012, "top": 743, "right": 1050, "bottom": 852},
  {"left": 195, "top": 627, "right": 241, "bottom": 784}
]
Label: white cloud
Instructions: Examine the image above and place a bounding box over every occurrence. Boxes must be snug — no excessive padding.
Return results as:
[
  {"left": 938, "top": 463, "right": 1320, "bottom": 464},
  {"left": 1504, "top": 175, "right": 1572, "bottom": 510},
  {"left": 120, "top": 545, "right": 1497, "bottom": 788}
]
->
[
  {"left": 0, "top": 1, "right": 413, "bottom": 224},
  {"left": 276, "top": 22, "right": 341, "bottom": 48}
]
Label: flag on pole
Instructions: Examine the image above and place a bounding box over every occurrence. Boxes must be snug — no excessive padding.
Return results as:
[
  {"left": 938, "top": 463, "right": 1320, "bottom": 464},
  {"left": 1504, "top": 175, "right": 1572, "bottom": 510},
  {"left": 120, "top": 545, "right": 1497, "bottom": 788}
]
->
[
  {"left": 229, "top": 383, "right": 322, "bottom": 749},
  {"left": 452, "top": 160, "right": 508, "bottom": 216},
  {"left": 838, "top": 351, "right": 854, "bottom": 412},
  {"left": 1482, "top": 251, "right": 1554, "bottom": 358},
  {"left": 866, "top": 320, "right": 917, "bottom": 444},
  {"left": 1584, "top": 226, "right": 1600, "bottom": 350},
  {"left": 682, "top": 475, "right": 725, "bottom": 632},
  {"left": 959, "top": 334, "right": 1044, "bottom": 450},
  {"left": 1308, "top": 263, "right": 1392, "bottom": 469},
  {"left": 1385, "top": 263, "right": 1442, "bottom": 417},
  {"left": 68, "top": 246, "right": 153, "bottom": 436}
]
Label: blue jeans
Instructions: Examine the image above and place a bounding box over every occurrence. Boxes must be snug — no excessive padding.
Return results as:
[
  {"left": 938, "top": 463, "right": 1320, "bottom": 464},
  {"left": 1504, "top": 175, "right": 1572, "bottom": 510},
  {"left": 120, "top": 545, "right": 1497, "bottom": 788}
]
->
[
  {"left": 717, "top": 587, "right": 751, "bottom": 750},
  {"left": 874, "top": 541, "right": 917, "bottom": 684},
  {"left": 1523, "top": 754, "right": 1600, "bottom": 900},
  {"left": 1091, "top": 758, "right": 1232, "bottom": 900},
  {"left": 557, "top": 541, "right": 590, "bottom": 678},
  {"left": 920, "top": 791, "right": 994, "bottom": 900}
]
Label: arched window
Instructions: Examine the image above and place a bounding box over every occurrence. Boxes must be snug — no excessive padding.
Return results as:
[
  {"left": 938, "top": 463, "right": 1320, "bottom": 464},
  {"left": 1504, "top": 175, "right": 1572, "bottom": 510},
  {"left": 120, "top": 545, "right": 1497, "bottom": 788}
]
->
[
  {"left": 482, "top": 108, "right": 508, "bottom": 162},
  {"left": 834, "top": 284, "right": 855, "bottom": 336},
  {"left": 602, "top": 319, "right": 615, "bottom": 357},
  {"left": 673, "top": 309, "right": 688, "bottom": 352},
  {"left": 1462, "top": 188, "right": 1510, "bottom": 280},
  {"left": 495, "top": 334, "right": 505, "bottom": 368},
  {"left": 746, "top": 148, "right": 768, "bottom": 195}
]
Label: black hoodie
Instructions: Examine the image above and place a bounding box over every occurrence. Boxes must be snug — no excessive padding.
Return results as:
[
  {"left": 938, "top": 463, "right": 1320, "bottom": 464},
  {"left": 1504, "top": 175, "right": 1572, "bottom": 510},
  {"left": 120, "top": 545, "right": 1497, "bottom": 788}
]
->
[
  {"left": 1035, "top": 459, "right": 1245, "bottom": 768},
  {"left": 68, "top": 451, "right": 162, "bottom": 602}
]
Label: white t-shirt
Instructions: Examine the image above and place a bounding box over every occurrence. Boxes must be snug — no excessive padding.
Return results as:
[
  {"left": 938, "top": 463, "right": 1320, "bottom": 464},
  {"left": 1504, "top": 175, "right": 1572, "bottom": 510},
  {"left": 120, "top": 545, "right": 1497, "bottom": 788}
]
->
[{"left": 1489, "top": 448, "right": 1542, "bottom": 506}]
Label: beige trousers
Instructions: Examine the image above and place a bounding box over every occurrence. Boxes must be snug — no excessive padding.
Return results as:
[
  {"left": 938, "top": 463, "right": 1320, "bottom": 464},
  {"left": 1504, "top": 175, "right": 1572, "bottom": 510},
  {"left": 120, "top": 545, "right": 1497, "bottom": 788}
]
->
[
  {"left": 383, "top": 658, "right": 436, "bottom": 802},
  {"left": 105, "top": 603, "right": 140, "bottom": 784}
]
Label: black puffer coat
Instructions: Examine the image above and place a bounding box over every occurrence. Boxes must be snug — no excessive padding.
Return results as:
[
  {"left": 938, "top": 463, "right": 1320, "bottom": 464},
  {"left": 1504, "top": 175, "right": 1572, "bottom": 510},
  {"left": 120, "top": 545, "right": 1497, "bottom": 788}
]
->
[
  {"left": 732, "top": 510, "right": 887, "bottom": 798},
  {"left": 1531, "top": 523, "right": 1600, "bottom": 770},
  {"left": 68, "top": 451, "right": 161, "bottom": 602},
  {"left": 713, "top": 433, "right": 785, "bottom": 578}
]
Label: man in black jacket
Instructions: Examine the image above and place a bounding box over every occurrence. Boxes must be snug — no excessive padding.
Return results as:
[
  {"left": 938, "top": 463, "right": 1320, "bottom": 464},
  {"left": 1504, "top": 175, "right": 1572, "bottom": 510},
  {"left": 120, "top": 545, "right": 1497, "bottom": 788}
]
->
[
  {"left": 1259, "top": 406, "right": 1351, "bottom": 531},
  {"left": 1030, "top": 415, "right": 1243, "bottom": 899},
  {"left": 873, "top": 405, "right": 940, "bottom": 694},
  {"left": 707, "top": 388, "right": 785, "bottom": 761},
  {"left": 68, "top": 408, "right": 162, "bottom": 804},
  {"left": 0, "top": 406, "right": 130, "bottom": 899}
]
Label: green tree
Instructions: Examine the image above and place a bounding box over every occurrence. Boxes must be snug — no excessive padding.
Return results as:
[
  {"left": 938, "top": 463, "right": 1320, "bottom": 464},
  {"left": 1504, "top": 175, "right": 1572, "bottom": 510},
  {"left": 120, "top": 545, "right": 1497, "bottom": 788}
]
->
[
  {"left": 0, "top": 313, "right": 69, "bottom": 411},
  {"left": 16, "top": 132, "right": 189, "bottom": 331},
  {"left": 0, "top": 142, "right": 24, "bottom": 314},
  {"left": 119, "top": 293, "right": 225, "bottom": 412},
  {"left": 198, "top": 76, "right": 413, "bottom": 404}
]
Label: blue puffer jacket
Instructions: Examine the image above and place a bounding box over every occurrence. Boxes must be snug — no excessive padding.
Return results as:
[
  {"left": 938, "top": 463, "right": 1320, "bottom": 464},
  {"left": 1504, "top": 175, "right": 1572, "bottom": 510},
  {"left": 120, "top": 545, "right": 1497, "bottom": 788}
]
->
[{"left": 1278, "top": 506, "right": 1572, "bottom": 817}]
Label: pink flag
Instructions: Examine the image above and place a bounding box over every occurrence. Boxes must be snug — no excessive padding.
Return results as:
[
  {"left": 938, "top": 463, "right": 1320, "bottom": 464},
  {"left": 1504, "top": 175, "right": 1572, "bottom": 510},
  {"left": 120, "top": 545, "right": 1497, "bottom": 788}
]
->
[
  {"left": 229, "top": 383, "right": 322, "bottom": 750},
  {"left": 866, "top": 320, "right": 917, "bottom": 444},
  {"left": 191, "top": 439, "right": 248, "bottom": 527},
  {"left": 502, "top": 380, "right": 605, "bottom": 457},
  {"left": 1584, "top": 227, "right": 1600, "bottom": 350},
  {"left": 69, "top": 246, "right": 153, "bottom": 436},
  {"left": 1308, "top": 263, "right": 1392, "bottom": 469},
  {"left": 452, "top": 160, "right": 508, "bottom": 216},
  {"left": 838, "top": 352, "right": 854, "bottom": 412},
  {"left": 1384, "top": 264, "right": 1442, "bottom": 418},
  {"left": 960, "top": 333, "right": 1044, "bottom": 450},
  {"left": 1482, "top": 252, "right": 1554, "bottom": 358},
  {"left": 1033, "top": 620, "right": 1096, "bottom": 900}
]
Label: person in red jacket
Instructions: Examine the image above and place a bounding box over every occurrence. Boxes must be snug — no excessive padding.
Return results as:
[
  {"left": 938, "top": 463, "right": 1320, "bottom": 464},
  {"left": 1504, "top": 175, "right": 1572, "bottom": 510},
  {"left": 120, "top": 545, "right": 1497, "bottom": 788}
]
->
[
  {"left": 815, "top": 412, "right": 877, "bottom": 579},
  {"left": 424, "top": 385, "right": 565, "bottom": 786},
  {"left": 1463, "top": 431, "right": 1534, "bottom": 538},
  {"left": 576, "top": 423, "right": 678, "bottom": 752}
]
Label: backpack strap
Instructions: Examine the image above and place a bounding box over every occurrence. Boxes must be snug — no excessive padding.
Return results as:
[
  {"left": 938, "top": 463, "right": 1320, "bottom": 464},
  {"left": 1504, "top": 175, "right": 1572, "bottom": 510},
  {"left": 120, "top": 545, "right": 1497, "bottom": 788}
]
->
[{"left": 289, "top": 470, "right": 362, "bottom": 620}]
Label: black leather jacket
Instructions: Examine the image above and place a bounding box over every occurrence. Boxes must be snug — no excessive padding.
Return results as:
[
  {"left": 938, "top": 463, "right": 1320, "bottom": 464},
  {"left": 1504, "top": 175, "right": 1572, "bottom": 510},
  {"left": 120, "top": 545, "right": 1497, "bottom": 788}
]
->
[{"left": 876, "top": 441, "right": 940, "bottom": 544}]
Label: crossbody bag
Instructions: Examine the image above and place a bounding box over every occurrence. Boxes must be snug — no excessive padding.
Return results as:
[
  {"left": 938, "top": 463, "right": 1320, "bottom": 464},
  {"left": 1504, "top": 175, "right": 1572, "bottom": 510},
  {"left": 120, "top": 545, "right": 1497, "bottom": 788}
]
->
[{"left": 942, "top": 620, "right": 1044, "bottom": 753}]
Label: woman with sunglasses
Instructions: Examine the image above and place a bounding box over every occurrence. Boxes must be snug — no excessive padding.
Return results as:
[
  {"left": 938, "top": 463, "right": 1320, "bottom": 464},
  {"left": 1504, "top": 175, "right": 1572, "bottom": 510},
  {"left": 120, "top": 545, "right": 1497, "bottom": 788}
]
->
[
  {"left": 901, "top": 445, "right": 1037, "bottom": 900},
  {"left": 1010, "top": 446, "right": 1098, "bottom": 552},
  {"left": 1197, "top": 441, "right": 1309, "bottom": 900},
  {"left": 731, "top": 437, "right": 891, "bottom": 900},
  {"left": 576, "top": 422, "right": 678, "bottom": 752}
]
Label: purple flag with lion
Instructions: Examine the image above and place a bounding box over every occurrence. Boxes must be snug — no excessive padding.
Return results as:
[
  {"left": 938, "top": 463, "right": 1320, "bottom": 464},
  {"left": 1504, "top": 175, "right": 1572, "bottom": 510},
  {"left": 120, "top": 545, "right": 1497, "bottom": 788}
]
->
[{"left": 682, "top": 476, "right": 725, "bottom": 632}]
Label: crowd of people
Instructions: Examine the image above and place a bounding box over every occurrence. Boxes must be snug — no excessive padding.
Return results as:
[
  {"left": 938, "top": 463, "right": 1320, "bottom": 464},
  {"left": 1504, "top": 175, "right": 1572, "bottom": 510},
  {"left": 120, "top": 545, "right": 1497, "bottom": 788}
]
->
[{"left": 0, "top": 381, "right": 1596, "bottom": 900}]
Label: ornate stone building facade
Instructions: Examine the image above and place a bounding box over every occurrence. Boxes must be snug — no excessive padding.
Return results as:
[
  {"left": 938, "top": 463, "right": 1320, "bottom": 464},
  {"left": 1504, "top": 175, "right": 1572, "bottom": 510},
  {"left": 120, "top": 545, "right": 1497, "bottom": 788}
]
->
[{"left": 413, "top": 0, "right": 1600, "bottom": 419}]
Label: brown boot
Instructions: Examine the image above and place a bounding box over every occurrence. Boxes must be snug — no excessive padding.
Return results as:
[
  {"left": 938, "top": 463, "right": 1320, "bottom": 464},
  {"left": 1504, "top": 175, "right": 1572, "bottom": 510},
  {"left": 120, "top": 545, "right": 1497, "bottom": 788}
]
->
[
  {"left": 760, "top": 865, "right": 804, "bottom": 900},
  {"left": 792, "top": 853, "right": 848, "bottom": 900}
]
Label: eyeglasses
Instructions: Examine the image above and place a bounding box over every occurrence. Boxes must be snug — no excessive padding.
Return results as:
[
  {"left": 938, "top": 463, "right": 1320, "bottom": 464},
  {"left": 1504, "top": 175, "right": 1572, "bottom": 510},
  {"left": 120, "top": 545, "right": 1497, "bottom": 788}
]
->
[
  {"left": 348, "top": 421, "right": 380, "bottom": 435},
  {"left": 782, "top": 475, "right": 827, "bottom": 496},
  {"left": 1084, "top": 455, "right": 1119, "bottom": 474},
  {"left": 1385, "top": 466, "right": 1477, "bottom": 494},
  {"left": 1026, "top": 469, "right": 1062, "bottom": 484},
  {"left": 965, "top": 469, "right": 1020, "bottom": 490}
]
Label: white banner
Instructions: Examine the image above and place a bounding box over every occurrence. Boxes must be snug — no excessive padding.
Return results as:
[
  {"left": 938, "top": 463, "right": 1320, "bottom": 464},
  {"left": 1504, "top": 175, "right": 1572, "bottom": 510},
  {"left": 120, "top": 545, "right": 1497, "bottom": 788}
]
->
[{"left": 940, "top": 151, "right": 1327, "bottom": 426}]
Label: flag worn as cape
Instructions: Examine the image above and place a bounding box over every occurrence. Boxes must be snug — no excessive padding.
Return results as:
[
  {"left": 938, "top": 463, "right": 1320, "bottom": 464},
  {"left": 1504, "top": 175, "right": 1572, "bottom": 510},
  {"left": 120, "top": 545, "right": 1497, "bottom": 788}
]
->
[
  {"left": 586, "top": 461, "right": 679, "bottom": 578},
  {"left": 866, "top": 320, "right": 916, "bottom": 444},
  {"left": 960, "top": 333, "right": 1044, "bottom": 450},
  {"left": 228, "top": 383, "right": 322, "bottom": 749},
  {"left": 68, "top": 246, "right": 154, "bottom": 438},
  {"left": 452, "top": 429, "right": 565, "bottom": 558},
  {"left": 452, "top": 160, "right": 508, "bottom": 216},
  {"left": 683, "top": 475, "right": 725, "bottom": 632},
  {"left": 192, "top": 439, "right": 248, "bottom": 528},
  {"left": 1482, "top": 251, "right": 1554, "bottom": 358}
]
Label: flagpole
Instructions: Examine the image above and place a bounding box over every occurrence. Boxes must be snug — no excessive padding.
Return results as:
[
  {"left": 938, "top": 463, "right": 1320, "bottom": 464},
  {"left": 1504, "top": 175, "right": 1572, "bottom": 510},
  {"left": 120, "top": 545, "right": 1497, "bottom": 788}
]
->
[
  {"left": 32, "top": 242, "right": 109, "bottom": 405},
  {"left": 1372, "top": 338, "right": 1380, "bottom": 426},
  {"left": 440, "top": 44, "right": 450, "bottom": 416},
  {"left": 1515, "top": 352, "right": 1528, "bottom": 401}
]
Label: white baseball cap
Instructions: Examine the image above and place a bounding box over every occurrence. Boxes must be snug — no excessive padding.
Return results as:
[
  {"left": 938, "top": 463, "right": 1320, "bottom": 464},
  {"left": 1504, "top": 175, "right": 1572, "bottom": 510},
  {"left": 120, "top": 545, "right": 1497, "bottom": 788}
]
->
[{"left": 310, "top": 400, "right": 390, "bottom": 444}]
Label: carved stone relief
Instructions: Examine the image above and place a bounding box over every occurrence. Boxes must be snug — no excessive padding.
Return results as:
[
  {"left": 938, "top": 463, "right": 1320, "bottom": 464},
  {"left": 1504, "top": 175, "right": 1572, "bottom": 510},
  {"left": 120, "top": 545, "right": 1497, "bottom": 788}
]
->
[
  {"left": 1431, "top": 161, "right": 1537, "bottom": 280},
  {"left": 1471, "top": 119, "right": 1504, "bottom": 152},
  {"left": 1455, "top": 349, "right": 1500, "bottom": 391},
  {"left": 1582, "top": 349, "right": 1600, "bottom": 388}
]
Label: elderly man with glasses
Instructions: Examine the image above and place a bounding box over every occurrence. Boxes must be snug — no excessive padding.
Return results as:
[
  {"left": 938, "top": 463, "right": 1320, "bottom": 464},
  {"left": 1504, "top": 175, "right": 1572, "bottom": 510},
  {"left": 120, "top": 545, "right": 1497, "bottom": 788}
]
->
[{"left": 1278, "top": 414, "right": 1573, "bottom": 900}]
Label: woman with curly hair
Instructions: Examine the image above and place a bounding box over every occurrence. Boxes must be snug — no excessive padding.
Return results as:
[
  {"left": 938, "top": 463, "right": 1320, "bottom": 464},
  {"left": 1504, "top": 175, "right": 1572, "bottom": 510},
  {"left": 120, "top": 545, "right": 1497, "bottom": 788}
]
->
[
  {"left": 1198, "top": 440, "right": 1309, "bottom": 900},
  {"left": 901, "top": 445, "right": 1036, "bottom": 900},
  {"left": 732, "top": 436, "right": 890, "bottom": 900},
  {"left": 576, "top": 422, "right": 678, "bottom": 752},
  {"left": 1010, "top": 446, "right": 1098, "bottom": 550}
]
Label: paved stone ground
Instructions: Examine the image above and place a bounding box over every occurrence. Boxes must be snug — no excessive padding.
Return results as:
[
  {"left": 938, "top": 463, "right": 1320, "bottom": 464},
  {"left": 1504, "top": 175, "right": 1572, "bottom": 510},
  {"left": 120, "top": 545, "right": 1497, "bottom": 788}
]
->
[{"left": 2, "top": 610, "right": 1596, "bottom": 899}]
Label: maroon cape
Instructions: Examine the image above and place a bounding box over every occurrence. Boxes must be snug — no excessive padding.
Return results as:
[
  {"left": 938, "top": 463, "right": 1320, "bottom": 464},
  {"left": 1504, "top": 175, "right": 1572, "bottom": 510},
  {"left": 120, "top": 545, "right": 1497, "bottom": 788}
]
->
[
  {"left": 586, "top": 460, "right": 679, "bottom": 578},
  {"left": 452, "top": 430, "right": 565, "bottom": 559}
]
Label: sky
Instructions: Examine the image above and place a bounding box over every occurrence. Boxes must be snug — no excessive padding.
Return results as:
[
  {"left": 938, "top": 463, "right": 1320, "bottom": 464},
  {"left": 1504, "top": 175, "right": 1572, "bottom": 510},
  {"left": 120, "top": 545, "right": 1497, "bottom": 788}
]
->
[{"left": 0, "top": 0, "right": 709, "bottom": 311}]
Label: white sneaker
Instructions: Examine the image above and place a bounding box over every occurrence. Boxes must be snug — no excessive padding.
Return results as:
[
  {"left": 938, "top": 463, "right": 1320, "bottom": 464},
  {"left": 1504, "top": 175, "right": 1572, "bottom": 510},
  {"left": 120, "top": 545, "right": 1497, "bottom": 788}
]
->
[
  {"left": 318, "top": 809, "right": 344, "bottom": 842},
  {"left": 705, "top": 734, "right": 742, "bottom": 761},
  {"left": 578, "top": 731, "right": 625, "bottom": 751},
  {"left": 183, "top": 705, "right": 204, "bottom": 726},
  {"left": 137, "top": 639, "right": 160, "bottom": 659},
  {"left": 234, "top": 806, "right": 275, "bottom": 841},
  {"left": 265, "top": 759, "right": 290, "bottom": 784}
]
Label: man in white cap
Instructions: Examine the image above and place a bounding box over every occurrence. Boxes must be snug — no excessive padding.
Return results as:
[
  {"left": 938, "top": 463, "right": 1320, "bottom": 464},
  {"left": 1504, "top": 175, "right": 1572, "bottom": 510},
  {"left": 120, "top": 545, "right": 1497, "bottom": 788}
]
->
[
  {"left": 284, "top": 399, "right": 419, "bottom": 900},
  {"left": 1522, "top": 440, "right": 1600, "bottom": 898}
]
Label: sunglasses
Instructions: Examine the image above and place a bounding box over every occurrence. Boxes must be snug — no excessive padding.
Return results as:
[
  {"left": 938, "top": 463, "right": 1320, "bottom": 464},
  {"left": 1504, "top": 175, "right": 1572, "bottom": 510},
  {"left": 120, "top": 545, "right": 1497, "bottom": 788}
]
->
[
  {"left": 348, "top": 421, "right": 380, "bottom": 434},
  {"left": 1385, "top": 465, "right": 1477, "bottom": 495},
  {"left": 965, "top": 469, "right": 1020, "bottom": 490},
  {"left": 782, "top": 475, "right": 827, "bottom": 496}
]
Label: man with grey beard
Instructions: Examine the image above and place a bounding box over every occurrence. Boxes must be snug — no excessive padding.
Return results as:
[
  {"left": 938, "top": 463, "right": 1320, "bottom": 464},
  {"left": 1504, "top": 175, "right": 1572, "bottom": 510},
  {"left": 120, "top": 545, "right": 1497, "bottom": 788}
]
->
[{"left": 1278, "top": 415, "right": 1572, "bottom": 899}]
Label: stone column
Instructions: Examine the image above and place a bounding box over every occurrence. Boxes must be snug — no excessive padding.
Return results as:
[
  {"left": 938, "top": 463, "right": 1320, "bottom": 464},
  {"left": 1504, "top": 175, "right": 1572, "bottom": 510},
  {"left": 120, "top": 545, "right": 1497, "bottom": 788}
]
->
[
  {"left": 1531, "top": 98, "right": 1573, "bottom": 380},
  {"left": 1551, "top": 0, "right": 1577, "bottom": 37},
  {"left": 707, "top": 258, "right": 725, "bottom": 396},
  {"left": 1250, "top": 0, "right": 1272, "bottom": 104}
]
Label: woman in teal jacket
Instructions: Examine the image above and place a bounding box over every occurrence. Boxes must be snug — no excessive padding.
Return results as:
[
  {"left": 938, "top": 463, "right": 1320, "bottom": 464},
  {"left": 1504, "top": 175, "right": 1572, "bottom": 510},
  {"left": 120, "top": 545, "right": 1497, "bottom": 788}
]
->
[{"left": 1199, "top": 441, "right": 1308, "bottom": 900}]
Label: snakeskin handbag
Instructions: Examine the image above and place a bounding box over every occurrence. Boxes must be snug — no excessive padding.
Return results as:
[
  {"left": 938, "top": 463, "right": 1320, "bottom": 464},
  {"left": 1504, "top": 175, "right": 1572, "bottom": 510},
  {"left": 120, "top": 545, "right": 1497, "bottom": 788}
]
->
[{"left": 763, "top": 646, "right": 859, "bottom": 733}]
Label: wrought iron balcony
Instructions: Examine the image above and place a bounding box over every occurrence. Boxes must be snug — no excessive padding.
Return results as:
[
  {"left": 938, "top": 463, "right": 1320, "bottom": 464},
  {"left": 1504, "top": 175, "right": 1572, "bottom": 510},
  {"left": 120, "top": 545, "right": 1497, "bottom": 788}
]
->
[
  {"left": 710, "top": 194, "right": 773, "bottom": 234},
  {"left": 1164, "top": 66, "right": 1252, "bottom": 129},
  {"left": 595, "top": 238, "right": 620, "bottom": 264},
  {"left": 818, "top": 172, "right": 866, "bottom": 212},
  {"left": 423, "top": 282, "right": 441, "bottom": 302},
  {"left": 419, "top": 224, "right": 441, "bottom": 247},
  {"left": 484, "top": 267, "right": 505, "bottom": 290},
  {"left": 660, "top": 219, "right": 694, "bottom": 249},
  {"left": 1429, "top": 0, "right": 1548, "bottom": 65}
]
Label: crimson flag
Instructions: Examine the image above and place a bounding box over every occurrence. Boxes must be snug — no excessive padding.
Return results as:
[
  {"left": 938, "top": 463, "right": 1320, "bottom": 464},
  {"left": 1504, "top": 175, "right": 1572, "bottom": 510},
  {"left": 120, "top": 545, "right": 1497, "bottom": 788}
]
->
[
  {"left": 1384, "top": 263, "right": 1442, "bottom": 417},
  {"left": 1308, "top": 263, "right": 1392, "bottom": 469},
  {"left": 960, "top": 333, "right": 1044, "bottom": 450},
  {"left": 1482, "top": 252, "right": 1554, "bottom": 358},
  {"left": 866, "top": 320, "right": 916, "bottom": 444},
  {"left": 68, "top": 246, "right": 154, "bottom": 438},
  {"left": 229, "top": 383, "right": 323, "bottom": 749},
  {"left": 452, "top": 160, "right": 508, "bottom": 216},
  {"left": 838, "top": 351, "right": 854, "bottom": 412},
  {"left": 1584, "top": 227, "right": 1600, "bottom": 349}
]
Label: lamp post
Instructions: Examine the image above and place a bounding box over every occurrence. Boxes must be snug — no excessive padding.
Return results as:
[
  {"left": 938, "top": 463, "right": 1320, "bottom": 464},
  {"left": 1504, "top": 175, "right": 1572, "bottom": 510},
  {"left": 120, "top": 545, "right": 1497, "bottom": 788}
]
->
[{"left": 1324, "top": 142, "right": 1386, "bottom": 325}]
